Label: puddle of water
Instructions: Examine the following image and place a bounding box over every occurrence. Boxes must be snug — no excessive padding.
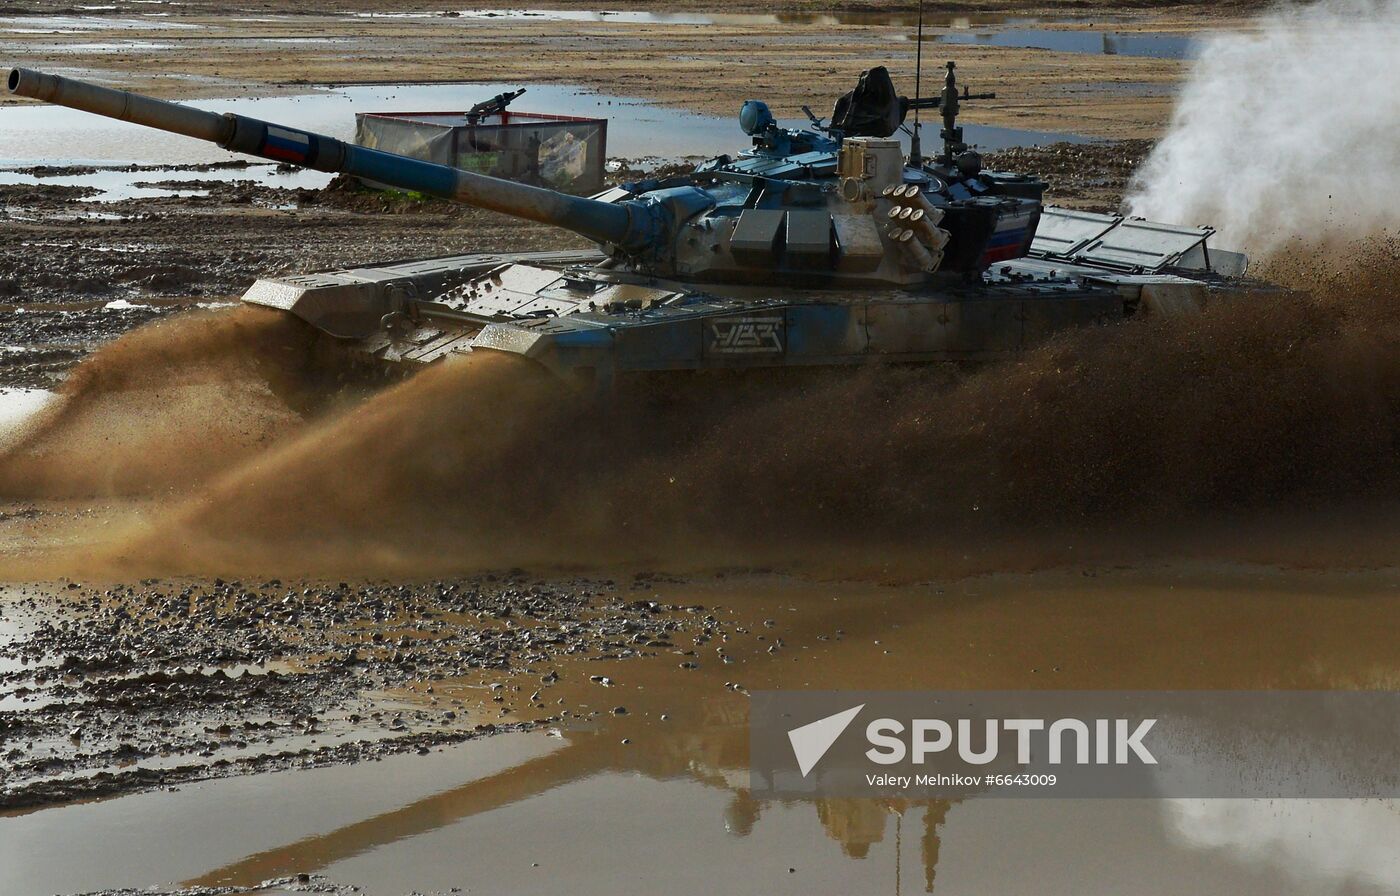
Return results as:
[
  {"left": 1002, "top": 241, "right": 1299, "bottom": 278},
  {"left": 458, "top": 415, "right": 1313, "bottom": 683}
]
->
[
  {"left": 2, "top": 571, "right": 1398, "bottom": 896},
  {"left": 0, "top": 16, "right": 196, "bottom": 34},
  {"left": 0, "top": 168, "right": 205, "bottom": 201},
  {"left": 0, "top": 82, "right": 1094, "bottom": 180},
  {"left": 352, "top": 9, "right": 1053, "bottom": 27},
  {"left": 0, "top": 388, "right": 56, "bottom": 457},
  {"left": 51, "top": 41, "right": 176, "bottom": 52},
  {"left": 928, "top": 121, "right": 1097, "bottom": 151},
  {"left": 925, "top": 28, "right": 1197, "bottom": 59},
  {"left": 0, "top": 164, "right": 332, "bottom": 202},
  {"left": 0, "top": 731, "right": 561, "bottom": 893},
  {"left": 16, "top": 738, "right": 1395, "bottom": 896}
]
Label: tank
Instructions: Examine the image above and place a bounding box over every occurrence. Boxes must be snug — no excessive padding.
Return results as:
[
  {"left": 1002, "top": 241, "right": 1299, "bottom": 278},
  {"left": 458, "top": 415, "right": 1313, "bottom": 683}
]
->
[{"left": 5, "top": 64, "right": 1272, "bottom": 388}]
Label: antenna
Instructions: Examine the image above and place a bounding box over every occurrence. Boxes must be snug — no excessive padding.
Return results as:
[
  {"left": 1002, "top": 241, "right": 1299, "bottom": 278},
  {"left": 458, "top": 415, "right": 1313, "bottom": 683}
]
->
[{"left": 909, "top": 0, "right": 925, "bottom": 167}]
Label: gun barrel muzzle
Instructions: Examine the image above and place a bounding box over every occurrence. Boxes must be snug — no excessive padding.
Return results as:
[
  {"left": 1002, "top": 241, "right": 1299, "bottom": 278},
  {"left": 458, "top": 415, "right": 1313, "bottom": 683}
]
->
[{"left": 8, "top": 67, "right": 233, "bottom": 145}]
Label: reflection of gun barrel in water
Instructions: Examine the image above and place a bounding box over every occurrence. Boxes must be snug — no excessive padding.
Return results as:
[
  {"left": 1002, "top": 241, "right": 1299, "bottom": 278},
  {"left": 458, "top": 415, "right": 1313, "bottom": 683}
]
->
[
  {"left": 183, "top": 728, "right": 731, "bottom": 887},
  {"left": 4, "top": 67, "right": 656, "bottom": 250},
  {"left": 185, "top": 740, "right": 598, "bottom": 886}
]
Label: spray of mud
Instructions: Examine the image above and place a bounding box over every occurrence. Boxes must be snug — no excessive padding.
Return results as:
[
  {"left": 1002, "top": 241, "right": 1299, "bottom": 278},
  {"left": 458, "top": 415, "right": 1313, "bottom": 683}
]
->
[
  {"left": 0, "top": 238, "right": 1373, "bottom": 577},
  {"left": 0, "top": 306, "right": 326, "bottom": 498},
  {"left": 1124, "top": 0, "right": 1400, "bottom": 254}
]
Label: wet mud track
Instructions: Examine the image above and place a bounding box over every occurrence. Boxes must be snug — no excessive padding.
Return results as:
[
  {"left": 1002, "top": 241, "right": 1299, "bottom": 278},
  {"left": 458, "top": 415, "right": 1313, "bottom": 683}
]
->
[{"left": 0, "top": 571, "right": 723, "bottom": 811}]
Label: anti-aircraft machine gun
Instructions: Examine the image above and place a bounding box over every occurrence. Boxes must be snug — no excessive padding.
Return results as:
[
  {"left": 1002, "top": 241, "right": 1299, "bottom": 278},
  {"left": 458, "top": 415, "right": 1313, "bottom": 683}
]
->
[{"left": 464, "top": 87, "right": 526, "bottom": 125}]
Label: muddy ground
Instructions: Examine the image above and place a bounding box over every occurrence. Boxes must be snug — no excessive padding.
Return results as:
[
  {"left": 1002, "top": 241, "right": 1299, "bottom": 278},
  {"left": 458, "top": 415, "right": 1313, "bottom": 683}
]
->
[
  {"left": 0, "top": 569, "right": 731, "bottom": 810},
  {"left": 0, "top": 169, "right": 594, "bottom": 387}
]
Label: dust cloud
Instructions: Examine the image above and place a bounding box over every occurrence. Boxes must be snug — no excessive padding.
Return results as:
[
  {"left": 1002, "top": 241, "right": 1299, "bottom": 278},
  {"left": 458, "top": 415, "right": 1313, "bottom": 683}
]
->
[
  {"left": 1125, "top": 0, "right": 1400, "bottom": 254},
  {"left": 0, "top": 306, "right": 327, "bottom": 498},
  {"left": 1, "top": 239, "right": 1392, "bottom": 578}
]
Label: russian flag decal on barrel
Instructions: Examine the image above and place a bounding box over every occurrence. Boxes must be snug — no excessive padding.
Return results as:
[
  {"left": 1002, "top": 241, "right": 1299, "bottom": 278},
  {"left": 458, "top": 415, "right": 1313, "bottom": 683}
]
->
[{"left": 263, "top": 125, "right": 311, "bottom": 164}]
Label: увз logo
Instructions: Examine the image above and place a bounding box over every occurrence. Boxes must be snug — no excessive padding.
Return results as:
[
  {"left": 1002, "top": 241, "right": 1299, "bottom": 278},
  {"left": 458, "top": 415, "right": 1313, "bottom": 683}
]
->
[
  {"left": 708, "top": 316, "right": 784, "bottom": 354},
  {"left": 788, "top": 704, "right": 865, "bottom": 777}
]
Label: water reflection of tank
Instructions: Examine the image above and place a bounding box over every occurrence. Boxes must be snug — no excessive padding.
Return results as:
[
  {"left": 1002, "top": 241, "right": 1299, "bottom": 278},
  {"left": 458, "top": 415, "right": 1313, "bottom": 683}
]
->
[
  {"left": 179, "top": 695, "right": 958, "bottom": 892},
  {"left": 817, "top": 797, "right": 892, "bottom": 858},
  {"left": 724, "top": 789, "right": 761, "bottom": 836}
]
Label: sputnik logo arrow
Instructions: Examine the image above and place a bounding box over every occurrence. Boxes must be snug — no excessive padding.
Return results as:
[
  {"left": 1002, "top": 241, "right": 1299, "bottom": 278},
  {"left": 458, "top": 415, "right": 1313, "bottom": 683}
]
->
[{"left": 788, "top": 704, "right": 865, "bottom": 777}]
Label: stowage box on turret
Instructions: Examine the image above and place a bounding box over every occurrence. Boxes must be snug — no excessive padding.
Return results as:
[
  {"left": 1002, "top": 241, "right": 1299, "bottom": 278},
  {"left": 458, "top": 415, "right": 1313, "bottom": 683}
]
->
[{"left": 6, "top": 63, "right": 1268, "bottom": 389}]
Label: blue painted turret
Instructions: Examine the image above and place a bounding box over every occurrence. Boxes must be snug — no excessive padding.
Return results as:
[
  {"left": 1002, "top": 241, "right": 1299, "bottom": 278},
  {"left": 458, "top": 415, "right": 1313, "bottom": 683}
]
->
[{"left": 7, "top": 63, "right": 1041, "bottom": 289}]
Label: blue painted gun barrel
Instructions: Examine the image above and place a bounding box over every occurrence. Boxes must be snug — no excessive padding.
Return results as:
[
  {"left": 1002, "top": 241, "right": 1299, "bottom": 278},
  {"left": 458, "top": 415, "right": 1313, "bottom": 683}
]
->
[{"left": 5, "top": 67, "right": 639, "bottom": 249}]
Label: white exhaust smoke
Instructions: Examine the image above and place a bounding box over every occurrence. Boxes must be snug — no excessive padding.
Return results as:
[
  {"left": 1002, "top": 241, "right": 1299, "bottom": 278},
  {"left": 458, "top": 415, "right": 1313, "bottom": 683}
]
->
[{"left": 1124, "top": 0, "right": 1400, "bottom": 254}]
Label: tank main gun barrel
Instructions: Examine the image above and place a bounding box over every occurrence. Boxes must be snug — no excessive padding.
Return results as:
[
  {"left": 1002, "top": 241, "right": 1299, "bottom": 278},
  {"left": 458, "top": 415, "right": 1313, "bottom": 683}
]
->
[{"left": 5, "top": 67, "right": 657, "bottom": 251}]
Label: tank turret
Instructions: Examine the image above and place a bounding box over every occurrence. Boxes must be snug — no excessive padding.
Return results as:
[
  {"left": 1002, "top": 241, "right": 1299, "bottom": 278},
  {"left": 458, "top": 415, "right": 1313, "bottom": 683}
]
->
[{"left": 6, "top": 65, "right": 1040, "bottom": 289}]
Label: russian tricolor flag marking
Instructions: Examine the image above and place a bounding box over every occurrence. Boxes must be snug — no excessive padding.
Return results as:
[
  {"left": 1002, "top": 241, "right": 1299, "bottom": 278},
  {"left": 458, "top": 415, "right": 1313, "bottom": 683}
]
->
[{"left": 263, "top": 125, "right": 311, "bottom": 163}]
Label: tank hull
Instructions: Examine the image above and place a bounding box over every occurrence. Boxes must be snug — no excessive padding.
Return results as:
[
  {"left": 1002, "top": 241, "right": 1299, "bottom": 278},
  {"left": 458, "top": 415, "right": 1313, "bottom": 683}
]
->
[{"left": 241, "top": 207, "right": 1274, "bottom": 388}]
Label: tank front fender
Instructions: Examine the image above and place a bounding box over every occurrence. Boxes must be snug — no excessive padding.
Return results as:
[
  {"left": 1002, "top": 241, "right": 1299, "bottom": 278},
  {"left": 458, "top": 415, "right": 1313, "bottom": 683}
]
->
[{"left": 471, "top": 321, "right": 618, "bottom": 391}]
